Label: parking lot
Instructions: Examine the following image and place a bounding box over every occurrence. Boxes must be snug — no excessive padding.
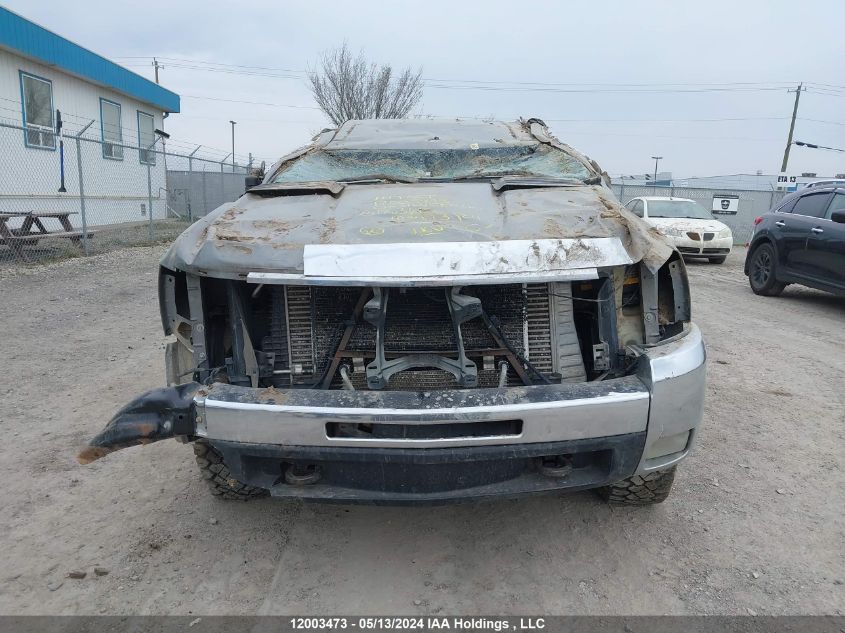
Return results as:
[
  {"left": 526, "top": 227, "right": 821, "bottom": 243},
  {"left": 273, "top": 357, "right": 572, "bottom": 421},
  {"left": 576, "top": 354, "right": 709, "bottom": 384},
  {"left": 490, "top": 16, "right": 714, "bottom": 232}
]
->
[{"left": 0, "top": 246, "right": 842, "bottom": 616}]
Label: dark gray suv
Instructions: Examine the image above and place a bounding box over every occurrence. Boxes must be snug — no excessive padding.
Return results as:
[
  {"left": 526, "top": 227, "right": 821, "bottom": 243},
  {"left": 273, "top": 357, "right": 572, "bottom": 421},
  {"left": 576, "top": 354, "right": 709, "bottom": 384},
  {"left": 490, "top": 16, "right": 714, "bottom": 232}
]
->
[{"left": 745, "top": 185, "right": 845, "bottom": 296}]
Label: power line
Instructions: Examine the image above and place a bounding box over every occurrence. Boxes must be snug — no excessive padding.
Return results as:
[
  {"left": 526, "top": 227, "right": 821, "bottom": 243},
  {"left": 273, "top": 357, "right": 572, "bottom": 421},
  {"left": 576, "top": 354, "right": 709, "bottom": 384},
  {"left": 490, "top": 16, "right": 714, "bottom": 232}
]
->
[
  {"left": 798, "top": 117, "right": 845, "bottom": 127},
  {"left": 560, "top": 130, "right": 782, "bottom": 143},
  {"left": 418, "top": 111, "right": 798, "bottom": 125},
  {"left": 426, "top": 84, "right": 791, "bottom": 94},
  {"left": 426, "top": 79, "right": 797, "bottom": 88},
  {"left": 114, "top": 55, "right": 821, "bottom": 93},
  {"left": 794, "top": 140, "right": 845, "bottom": 153},
  {"left": 115, "top": 56, "right": 308, "bottom": 75},
  {"left": 144, "top": 64, "right": 799, "bottom": 93},
  {"left": 804, "top": 88, "right": 845, "bottom": 98},
  {"left": 181, "top": 94, "right": 322, "bottom": 109},
  {"left": 139, "top": 62, "right": 305, "bottom": 80},
  {"left": 805, "top": 82, "right": 845, "bottom": 92},
  {"left": 177, "top": 113, "right": 324, "bottom": 125},
  {"left": 544, "top": 116, "right": 790, "bottom": 123},
  {"left": 128, "top": 56, "right": 845, "bottom": 96}
]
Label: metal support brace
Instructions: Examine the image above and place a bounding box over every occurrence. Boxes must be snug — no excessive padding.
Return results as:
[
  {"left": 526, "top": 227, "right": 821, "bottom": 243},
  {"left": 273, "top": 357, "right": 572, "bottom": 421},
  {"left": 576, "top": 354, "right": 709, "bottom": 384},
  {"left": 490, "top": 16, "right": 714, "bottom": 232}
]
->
[
  {"left": 186, "top": 274, "right": 209, "bottom": 381},
  {"left": 320, "top": 288, "right": 372, "bottom": 389},
  {"left": 640, "top": 268, "right": 661, "bottom": 344},
  {"left": 596, "top": 276, "right": 620, "bottom": 371},
  {"left": 668, "top": 260, "right": 690, "bottom": 322},
  {"left": 226, "top": 283, "right": 260, "bottom": 387},
  {"left": 364, "top": 287, "right": 480, "bottom": 390},
  {"left": 444, "top": 286, "right": 481, "bottom": 385}
]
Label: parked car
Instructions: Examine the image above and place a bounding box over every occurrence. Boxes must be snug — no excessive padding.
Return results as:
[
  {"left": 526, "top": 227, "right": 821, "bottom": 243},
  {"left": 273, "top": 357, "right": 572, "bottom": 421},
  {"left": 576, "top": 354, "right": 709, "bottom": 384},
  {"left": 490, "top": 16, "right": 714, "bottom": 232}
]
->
[
  {"left": 745, "top": 184, "right": 845, "bottom": 296},
  {"left": 77, "top": 118, "right": 706, "bottom": 506},
  {"left": 624, "top": 196, "right": 733, "bottom": 264}
]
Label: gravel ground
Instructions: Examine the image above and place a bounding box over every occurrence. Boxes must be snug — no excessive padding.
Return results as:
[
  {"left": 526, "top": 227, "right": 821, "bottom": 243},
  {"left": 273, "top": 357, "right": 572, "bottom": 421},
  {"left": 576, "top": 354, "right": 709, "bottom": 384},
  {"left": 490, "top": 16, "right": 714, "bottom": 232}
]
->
[{"left": 0, "top": 246, "right": 842, "bottom": 615}]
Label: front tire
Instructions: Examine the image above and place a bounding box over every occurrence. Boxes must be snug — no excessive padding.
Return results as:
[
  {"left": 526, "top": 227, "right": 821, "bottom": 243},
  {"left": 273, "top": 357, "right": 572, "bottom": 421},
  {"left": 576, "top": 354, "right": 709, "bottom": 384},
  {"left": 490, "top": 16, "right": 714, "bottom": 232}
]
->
[
  {"left": 193, "top": 440, "right": 267, "bottom": 500},
  {"left": 748, "top": 243, "right": 786, "bottom": 296},
  {"left": 597, "top": 467, "right": 677, "bottom": 505}
]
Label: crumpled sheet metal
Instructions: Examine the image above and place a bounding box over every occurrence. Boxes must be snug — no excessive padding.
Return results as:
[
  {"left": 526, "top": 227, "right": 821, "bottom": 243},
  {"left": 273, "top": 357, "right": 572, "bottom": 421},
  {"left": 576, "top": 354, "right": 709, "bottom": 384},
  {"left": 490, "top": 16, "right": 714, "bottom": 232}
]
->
[
  {"left": 163, "top": 117, "right": 673, "bottom": 278},
  {"left": 160, "top": 181, "right": 673, "bottom": 279},
  {"left": 77, "top": 382, "right": 201, "bottom": 465},
  {"left": 525, "top": 118, "right": 673, "bottom": 271}
]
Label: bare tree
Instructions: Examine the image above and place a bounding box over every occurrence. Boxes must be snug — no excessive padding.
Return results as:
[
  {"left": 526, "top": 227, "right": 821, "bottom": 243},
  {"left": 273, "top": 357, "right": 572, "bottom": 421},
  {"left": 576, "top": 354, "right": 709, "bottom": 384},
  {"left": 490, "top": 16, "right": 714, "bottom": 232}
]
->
[{"left": 308, "top": 44, "right": 423, "bottom": 125}]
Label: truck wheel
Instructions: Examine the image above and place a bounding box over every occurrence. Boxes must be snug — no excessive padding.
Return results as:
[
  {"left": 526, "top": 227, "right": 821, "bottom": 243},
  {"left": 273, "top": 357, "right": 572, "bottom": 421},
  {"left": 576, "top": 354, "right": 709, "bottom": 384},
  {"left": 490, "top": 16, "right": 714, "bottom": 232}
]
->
[
  {"left": 192, "top": 440, "right": 267, "bottom": 500},
  {"left": 598, "top": 466, "right": 677, "bottom": 505},
  {"left": 748, "top": 243, "right": 786, "bottom": 296},
  {"left": 708, "top": 256, "right": 726, "bottom": 264}
]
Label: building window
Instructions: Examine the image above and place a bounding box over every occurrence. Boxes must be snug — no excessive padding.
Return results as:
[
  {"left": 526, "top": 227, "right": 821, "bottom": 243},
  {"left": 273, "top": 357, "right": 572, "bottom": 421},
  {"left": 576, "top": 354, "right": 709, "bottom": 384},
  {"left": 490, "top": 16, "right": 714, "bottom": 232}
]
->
[
  {"left": 100, "top": 98, "right": 123, "bottom": 160},
  {"left": 137, "top": 111, "right": 156, "bottom": 165},
  {"left": 19, "top": 71, "right": 55, "bottom": 149}
]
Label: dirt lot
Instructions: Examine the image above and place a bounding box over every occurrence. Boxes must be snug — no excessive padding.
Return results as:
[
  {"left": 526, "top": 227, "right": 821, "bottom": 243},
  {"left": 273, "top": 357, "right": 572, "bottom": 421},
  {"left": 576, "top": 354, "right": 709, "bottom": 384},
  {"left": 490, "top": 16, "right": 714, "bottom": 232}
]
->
[{"left": 0, "top": 247, "right": 842, "bottom": 615}]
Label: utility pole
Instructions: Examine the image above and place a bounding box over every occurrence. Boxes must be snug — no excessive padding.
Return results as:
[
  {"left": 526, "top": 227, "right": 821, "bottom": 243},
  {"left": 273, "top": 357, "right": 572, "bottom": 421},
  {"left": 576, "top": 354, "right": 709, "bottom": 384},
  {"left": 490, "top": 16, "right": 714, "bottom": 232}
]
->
[
  {"left": 780, "top": 83, "right": 803, "bottom": 172},
  {"left": 230, "top": 120, "right": 237, "bottom": 172},
  {"left": 651, "top": 156, "right": 663, "bottom": 184},
  {"left": 153, "top": 58, "right": 160, "bottom": 84}
]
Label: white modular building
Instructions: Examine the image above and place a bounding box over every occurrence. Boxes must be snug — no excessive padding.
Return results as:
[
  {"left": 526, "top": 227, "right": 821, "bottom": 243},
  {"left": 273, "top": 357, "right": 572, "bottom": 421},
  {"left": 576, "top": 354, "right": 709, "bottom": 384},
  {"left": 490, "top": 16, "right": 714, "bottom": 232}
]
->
[{"left": 0, "top": 6, "right": 180, "bottom": 227}]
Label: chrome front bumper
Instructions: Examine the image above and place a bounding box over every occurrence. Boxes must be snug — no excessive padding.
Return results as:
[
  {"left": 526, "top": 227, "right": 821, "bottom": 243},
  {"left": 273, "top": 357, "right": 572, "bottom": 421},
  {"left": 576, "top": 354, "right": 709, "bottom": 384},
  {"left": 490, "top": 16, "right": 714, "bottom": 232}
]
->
[{"left": 193, "top": 324, "right": 706, "bottom": 475}]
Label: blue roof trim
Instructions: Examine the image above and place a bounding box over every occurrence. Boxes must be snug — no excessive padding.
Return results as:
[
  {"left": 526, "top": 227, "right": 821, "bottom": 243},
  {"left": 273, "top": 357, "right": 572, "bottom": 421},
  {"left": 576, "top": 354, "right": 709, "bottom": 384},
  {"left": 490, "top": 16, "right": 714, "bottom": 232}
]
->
[{"left": 0, "top": 7, "right": 179, "bottom": 113}]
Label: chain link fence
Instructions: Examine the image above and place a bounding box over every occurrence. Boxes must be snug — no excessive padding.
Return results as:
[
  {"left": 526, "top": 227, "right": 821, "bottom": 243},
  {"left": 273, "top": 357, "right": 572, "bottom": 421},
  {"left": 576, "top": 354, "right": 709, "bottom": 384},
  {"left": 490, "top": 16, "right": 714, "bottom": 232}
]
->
[
  {"left": 0, "top": 120, "right": 249, "bottom": 265},
  {"left": 612, "top": 182, "right": 786, "bottom": 245}
]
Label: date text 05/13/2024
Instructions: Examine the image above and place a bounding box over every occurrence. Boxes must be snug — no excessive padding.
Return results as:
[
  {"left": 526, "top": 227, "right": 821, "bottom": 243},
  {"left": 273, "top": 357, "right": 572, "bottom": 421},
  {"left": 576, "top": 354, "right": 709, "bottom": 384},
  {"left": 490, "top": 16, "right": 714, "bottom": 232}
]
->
[{"left": 289, "top": 617, "right": 547, "bottom": 631}]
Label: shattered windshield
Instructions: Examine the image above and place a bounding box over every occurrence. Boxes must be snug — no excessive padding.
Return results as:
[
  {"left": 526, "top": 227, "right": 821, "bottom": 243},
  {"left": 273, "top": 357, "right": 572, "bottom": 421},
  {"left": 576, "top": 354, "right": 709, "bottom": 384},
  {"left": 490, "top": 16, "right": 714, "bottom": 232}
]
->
[
  {"left": 648, "top": 200, "right": 713, "bottom": 220},
  {"left": 272, "top": 145, "right": 592, "bottom": 183}
]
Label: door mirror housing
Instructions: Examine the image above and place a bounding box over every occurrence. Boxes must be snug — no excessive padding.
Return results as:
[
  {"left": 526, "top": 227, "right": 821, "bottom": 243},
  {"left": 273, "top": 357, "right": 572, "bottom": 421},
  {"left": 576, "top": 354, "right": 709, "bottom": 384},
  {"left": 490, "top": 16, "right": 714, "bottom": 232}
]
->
[
  {"left": 831, "top": 210, "right": 845, "bottom": 224},
  {"left": 245, "top": 161, "right": 266, "bottom": 192}
]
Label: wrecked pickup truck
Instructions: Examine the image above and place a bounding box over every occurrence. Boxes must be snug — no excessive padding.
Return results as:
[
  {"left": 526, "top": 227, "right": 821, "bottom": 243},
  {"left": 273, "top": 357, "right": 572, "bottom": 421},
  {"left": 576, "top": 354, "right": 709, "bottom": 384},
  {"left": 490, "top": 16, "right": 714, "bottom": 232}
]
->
[{"left": 79, "top": 118, "right": 705, "bottom": 505}]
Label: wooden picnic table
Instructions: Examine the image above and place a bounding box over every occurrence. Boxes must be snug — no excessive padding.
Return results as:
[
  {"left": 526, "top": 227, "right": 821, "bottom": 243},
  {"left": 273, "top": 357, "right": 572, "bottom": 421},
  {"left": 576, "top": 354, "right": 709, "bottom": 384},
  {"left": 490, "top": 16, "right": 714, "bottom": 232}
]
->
[{"left": 0, "top": 210, "right": 95, "bottom": 260}]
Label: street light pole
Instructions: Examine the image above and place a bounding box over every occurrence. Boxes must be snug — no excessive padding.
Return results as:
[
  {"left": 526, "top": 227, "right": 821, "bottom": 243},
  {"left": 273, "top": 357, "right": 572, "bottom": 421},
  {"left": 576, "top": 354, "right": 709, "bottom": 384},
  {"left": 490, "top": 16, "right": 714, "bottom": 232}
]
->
[
  {"left": 651, "top": 156, "right": 663, "bottom": 184},
  {"left": 229, "top": 120, "right": 237, "bottom": 172}
]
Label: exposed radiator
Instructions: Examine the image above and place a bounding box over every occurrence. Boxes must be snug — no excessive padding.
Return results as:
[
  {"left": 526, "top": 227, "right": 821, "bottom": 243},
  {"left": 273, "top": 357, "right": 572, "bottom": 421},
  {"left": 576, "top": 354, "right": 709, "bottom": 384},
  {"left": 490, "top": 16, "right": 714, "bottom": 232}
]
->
[
  {"left": 286, "top": 286, "right": 315, "bottom": 381},
  {"left": 262, "top": 283, "right": 586, "bottom": 390},
  {"left": 525, "top": 283, "right": 554, "bottom": 376}
]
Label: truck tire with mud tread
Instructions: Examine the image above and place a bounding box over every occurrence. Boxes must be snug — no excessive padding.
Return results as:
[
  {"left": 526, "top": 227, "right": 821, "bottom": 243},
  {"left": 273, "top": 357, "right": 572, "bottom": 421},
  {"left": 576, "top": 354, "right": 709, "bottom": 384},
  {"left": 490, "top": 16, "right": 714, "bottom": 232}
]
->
[
  {"left": 193, "top": 440, "right": 267, "bottom": 500},
  {"left": 598, "top": 466, "right": 677, "bottom": 505}
]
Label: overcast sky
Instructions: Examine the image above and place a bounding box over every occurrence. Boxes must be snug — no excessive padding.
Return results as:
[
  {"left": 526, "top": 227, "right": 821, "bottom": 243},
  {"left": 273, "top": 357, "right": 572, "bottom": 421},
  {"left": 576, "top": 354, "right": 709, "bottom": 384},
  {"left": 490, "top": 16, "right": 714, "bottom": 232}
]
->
[{"left": 7, "top": 0, "right": 844, "bottom": 178}]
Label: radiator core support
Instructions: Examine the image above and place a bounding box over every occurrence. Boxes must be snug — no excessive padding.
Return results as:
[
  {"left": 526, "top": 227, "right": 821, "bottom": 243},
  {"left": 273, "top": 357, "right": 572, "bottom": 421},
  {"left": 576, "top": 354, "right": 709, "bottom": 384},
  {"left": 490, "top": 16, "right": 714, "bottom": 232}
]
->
[
  {"left": 264, "top": 282, "right": 587, "bottom": 391},
  {"left": 364, "top": 287, "right": 480, "bottom": 390}
]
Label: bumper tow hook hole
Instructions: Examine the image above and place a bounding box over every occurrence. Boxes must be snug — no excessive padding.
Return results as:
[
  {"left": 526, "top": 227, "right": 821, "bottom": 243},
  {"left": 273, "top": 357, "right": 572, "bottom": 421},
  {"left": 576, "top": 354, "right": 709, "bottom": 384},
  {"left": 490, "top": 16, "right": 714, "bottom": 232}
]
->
[
  {"left": 284, "top": 464, "right": 322, "bottom": 486},
  {"left": 538, "top": 456, "right": 573, "bottom": 479}
]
